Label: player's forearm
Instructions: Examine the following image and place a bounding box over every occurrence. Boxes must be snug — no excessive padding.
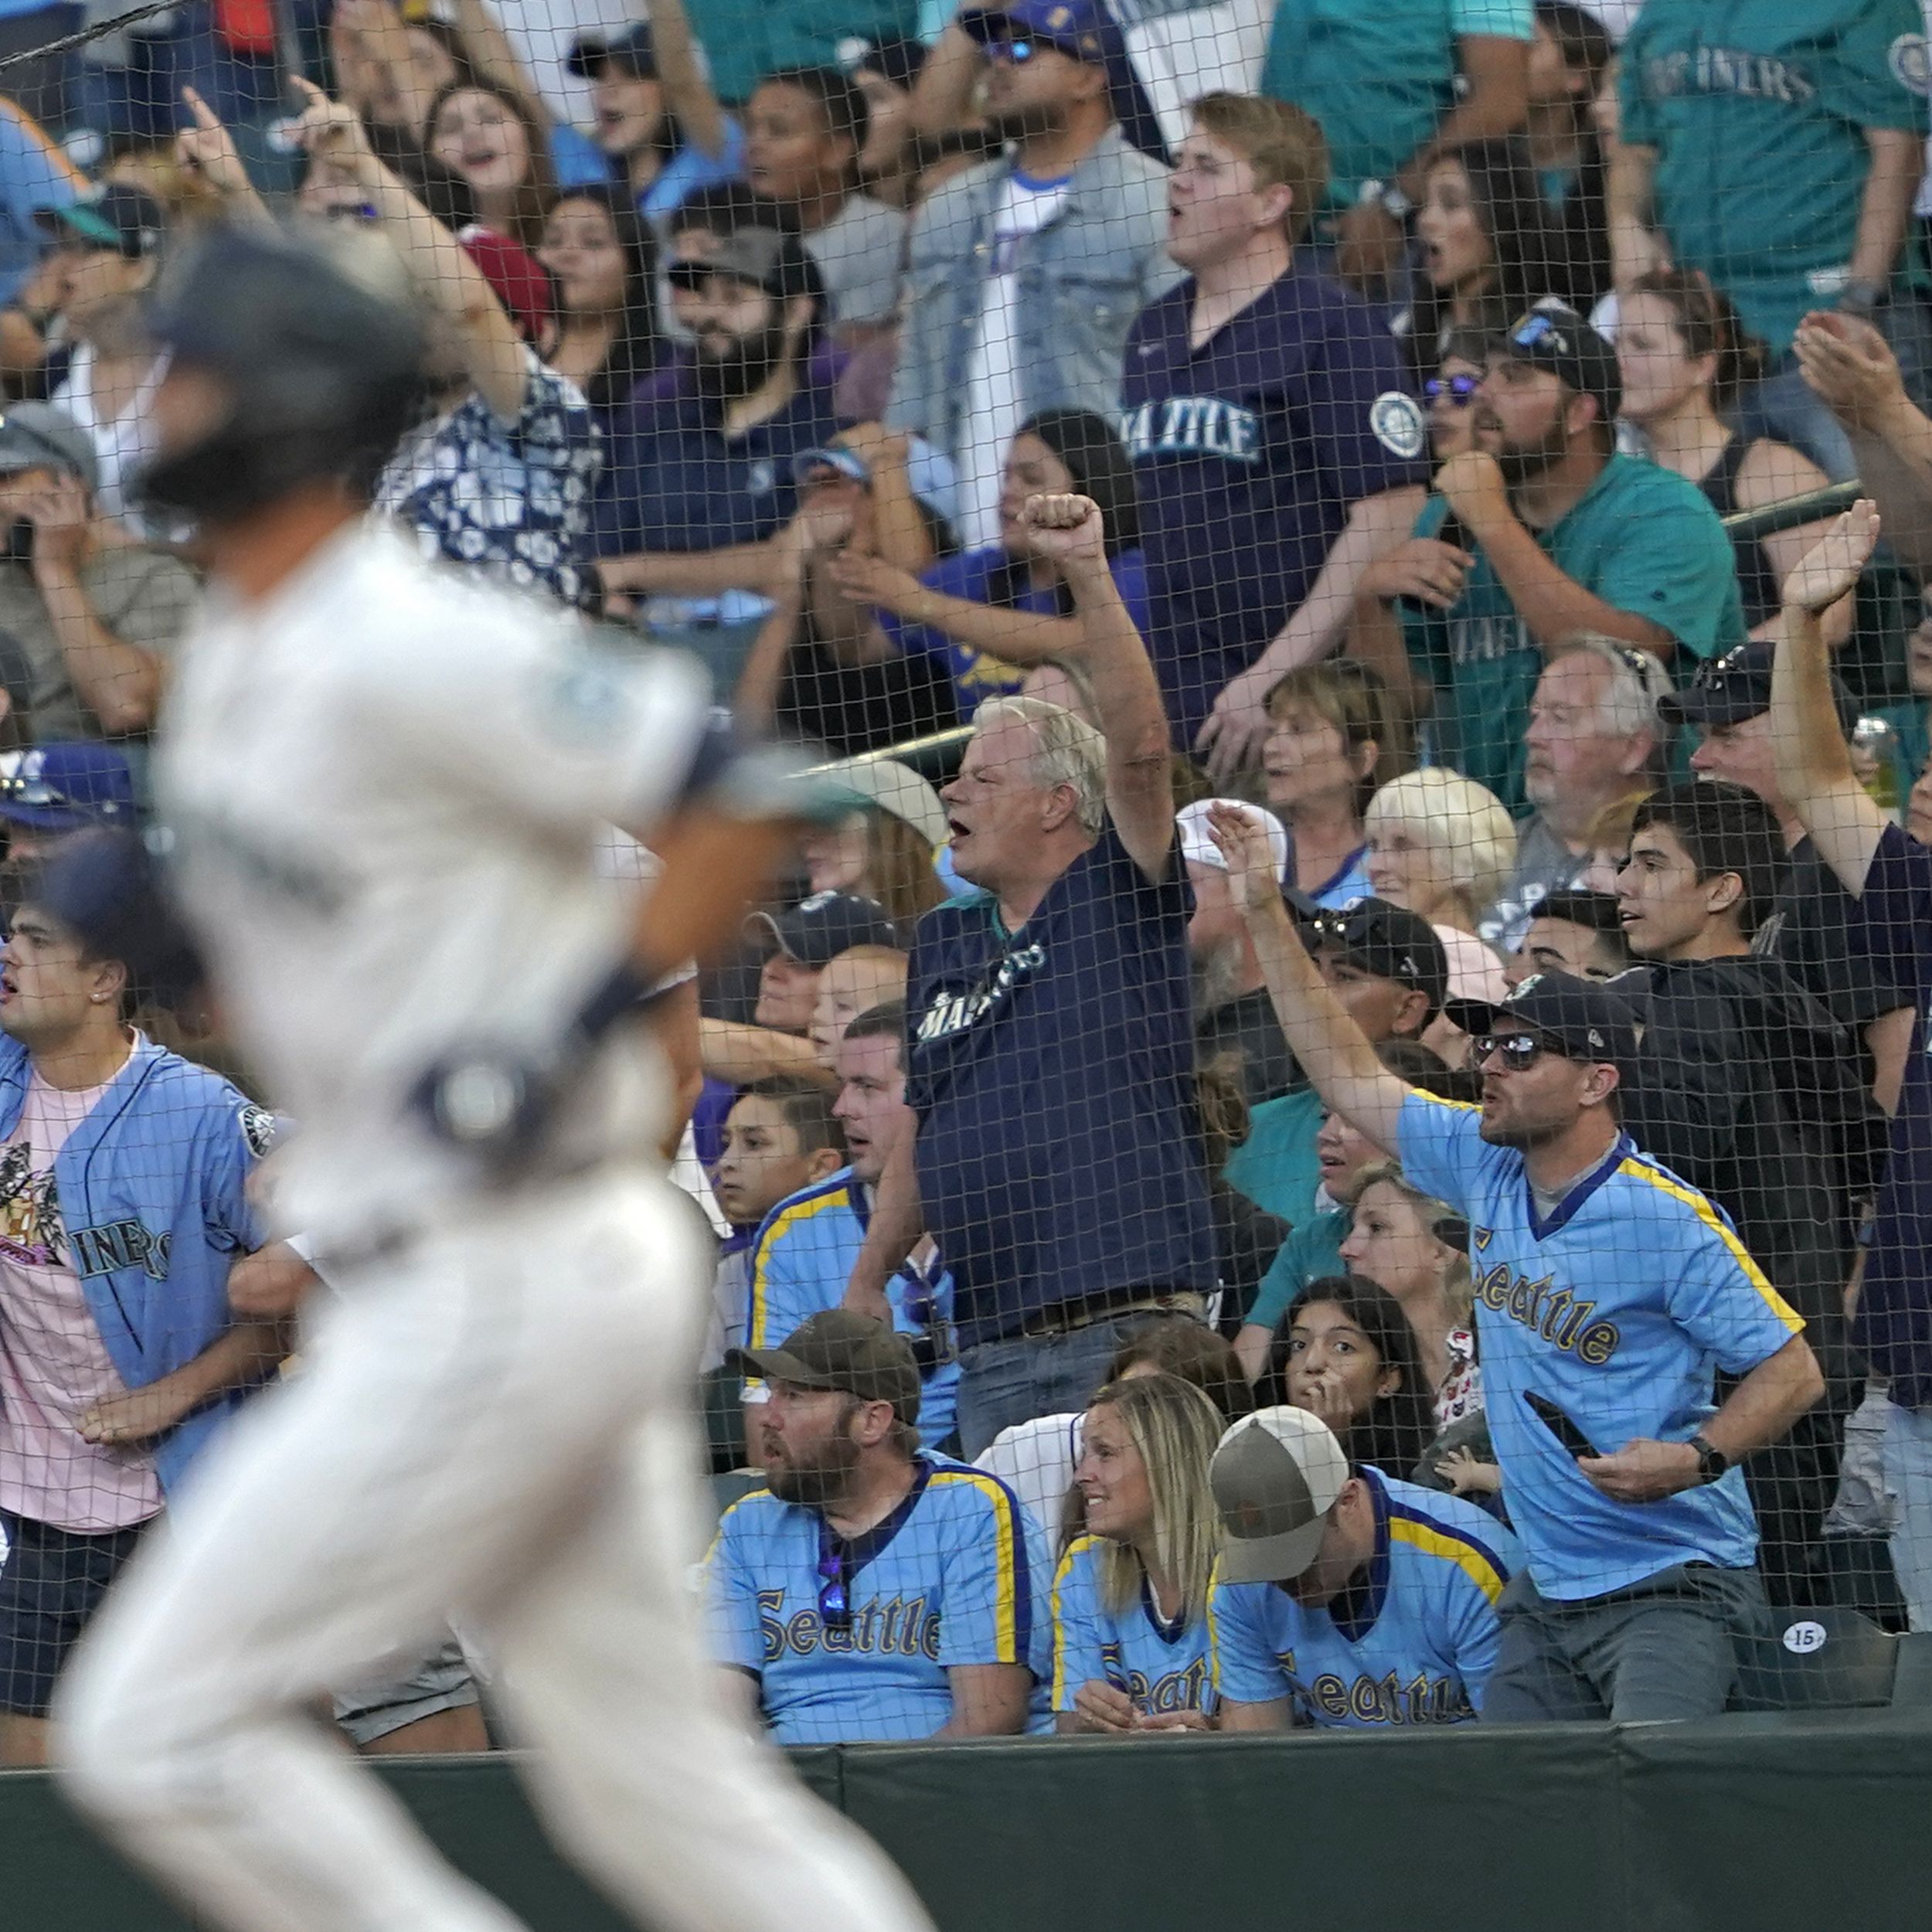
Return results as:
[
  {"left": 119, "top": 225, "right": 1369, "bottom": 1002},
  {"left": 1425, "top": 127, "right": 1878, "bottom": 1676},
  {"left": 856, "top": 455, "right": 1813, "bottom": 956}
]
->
[
  {"left": 36, "top": 570, "right": 161, "bottom": 734},
  {"left": 1253, "top": 487, "right": 1426, "bottom": 683},
  {"left": 1465, "top": 512, "right": 1672, "bottom": 656},
  {"left": 1849, "top": 131, "right": 1920, "bottom": 287},
  {"left": 1702, "top": 1334, "right": 1825, "bottom": 1465},
  {"left": 844, "top": 1128, "right": 922, "bottom": 1319}
]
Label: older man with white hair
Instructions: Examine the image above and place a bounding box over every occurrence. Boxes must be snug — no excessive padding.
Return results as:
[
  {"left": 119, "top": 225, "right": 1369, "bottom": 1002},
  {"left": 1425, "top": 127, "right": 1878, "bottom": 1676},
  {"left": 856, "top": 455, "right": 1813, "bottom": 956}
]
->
[
  {"left": 845, "top": 492, "right": 1214, "bottom": 1457},
  {"left": 1480, "top": 637, "right": 1670, "bottom": 951}
]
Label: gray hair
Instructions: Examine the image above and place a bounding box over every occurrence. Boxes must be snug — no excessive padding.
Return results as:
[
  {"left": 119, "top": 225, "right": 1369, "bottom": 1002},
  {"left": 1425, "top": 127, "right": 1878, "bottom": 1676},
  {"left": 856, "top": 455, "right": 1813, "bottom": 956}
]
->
[
  {"left": 1548, "top": 636, "right": 1669, "bottom": 743},
  {"left": 973, "top": 696, "right": 1108, "bottom": 838}
]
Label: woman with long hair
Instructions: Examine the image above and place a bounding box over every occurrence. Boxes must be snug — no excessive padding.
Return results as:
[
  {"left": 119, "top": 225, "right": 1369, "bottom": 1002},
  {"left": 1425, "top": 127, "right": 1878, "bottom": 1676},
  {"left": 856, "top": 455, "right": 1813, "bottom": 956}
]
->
[
  {"left": 536, "top": 184, "right": 663, "bottom": 414},
  {"left": 424, "top": 79, "right": 558, "bottom": 253},
  {"left": 1617, "top": 268, "right": 1848, "bottom": 641},
  {"left": 1260, "top": 1277, "right": 1436, "bottom": 1477},
  {"left": 1053, "top": 1373, "right": 1226, "bottom": 1733},
  {"left": 827, "top": 408, "right": 1148, "bottom": 724},
  {"left": 796, "top": 757, "right": 951, "bottom": 927}
]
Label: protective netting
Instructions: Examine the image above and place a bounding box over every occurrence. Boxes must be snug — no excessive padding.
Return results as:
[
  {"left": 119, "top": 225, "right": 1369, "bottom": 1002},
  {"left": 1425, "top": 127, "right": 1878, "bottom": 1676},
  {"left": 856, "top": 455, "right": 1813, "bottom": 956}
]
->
[{"left": 0, "top": 0, "right": 1922, "bottom": 1806}]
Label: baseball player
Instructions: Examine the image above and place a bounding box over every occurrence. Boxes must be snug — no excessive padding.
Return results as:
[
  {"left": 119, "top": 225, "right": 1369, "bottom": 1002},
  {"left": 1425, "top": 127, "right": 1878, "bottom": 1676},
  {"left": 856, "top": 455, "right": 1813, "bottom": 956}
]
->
[{"left": 50, "top": 222, "right": 932, "bottom": 1932}]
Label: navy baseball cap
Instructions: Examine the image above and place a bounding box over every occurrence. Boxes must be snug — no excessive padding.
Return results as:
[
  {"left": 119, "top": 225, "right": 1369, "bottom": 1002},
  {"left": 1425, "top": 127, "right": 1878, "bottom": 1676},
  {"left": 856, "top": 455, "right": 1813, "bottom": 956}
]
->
[
  {"left": 1445, "top": 971, "right": 1640, "bottom": 1073},
  {"left": 29, "top": 825, "right": 203, "bottom": 1002},
  {"left": 0, "top": 743, "right": 137, "bottom": 832},
  {"left": 1303, "top": 898, "right": 1451, "bottom": 1019},
  {"left": 567, "top": 21, "right": 655, "bottom": 77},
  {"left": 1501, "top": 301, "right": 1621, "bottom": 422},
  {"left": 747, "top": 890, "right": 899, "bottom": 968},
  {"left": 961, "top": 0, "right": 1120, "bottom": 62},
  {"left": 1660, "top": 641, "right": 1860, "bottom": 739}
]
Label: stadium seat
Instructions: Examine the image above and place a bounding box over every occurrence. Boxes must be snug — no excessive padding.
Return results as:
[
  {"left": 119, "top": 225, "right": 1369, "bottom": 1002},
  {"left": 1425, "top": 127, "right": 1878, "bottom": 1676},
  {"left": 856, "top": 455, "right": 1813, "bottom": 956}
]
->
[{"left": 1732, "top": 1607, "right": 1932, "bottom": 1712}]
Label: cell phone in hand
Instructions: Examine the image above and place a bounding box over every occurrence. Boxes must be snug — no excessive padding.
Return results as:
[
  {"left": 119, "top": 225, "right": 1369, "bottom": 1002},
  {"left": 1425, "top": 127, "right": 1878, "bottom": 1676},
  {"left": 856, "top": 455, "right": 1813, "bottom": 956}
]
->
[{"left": 1524, "top": 1389, "right": 1600, "bottom": 1461}]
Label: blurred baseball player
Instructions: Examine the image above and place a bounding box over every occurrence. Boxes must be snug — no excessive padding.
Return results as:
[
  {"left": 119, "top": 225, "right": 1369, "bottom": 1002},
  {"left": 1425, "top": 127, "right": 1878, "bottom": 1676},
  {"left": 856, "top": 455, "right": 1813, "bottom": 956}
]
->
[{"left": 51, "top": 221, "right": 932, "bottom": 1932}]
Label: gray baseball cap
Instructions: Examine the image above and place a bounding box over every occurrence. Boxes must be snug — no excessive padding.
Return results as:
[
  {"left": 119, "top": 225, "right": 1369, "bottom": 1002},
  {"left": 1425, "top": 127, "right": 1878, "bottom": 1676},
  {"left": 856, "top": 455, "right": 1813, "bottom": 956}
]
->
[
  {"left": 1211, "top": 1406, "right": 1352, "bottom": 1584},
  {"left": 0, "top": 403, "right": 97, "bottom": 492}
]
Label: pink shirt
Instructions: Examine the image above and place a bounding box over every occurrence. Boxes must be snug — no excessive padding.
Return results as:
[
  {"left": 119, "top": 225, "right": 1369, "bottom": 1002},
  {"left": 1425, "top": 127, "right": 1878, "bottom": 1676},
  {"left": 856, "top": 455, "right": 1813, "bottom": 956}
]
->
[{"left": 0, "top": 1065, "right": 163, "bottom": 1530}]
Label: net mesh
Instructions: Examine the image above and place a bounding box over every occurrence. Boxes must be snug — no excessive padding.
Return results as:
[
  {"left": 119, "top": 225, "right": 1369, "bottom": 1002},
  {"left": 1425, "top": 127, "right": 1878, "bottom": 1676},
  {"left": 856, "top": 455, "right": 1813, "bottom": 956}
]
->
[{"left": 0, "top": 0, "right": 1920, "bottom": 1804}]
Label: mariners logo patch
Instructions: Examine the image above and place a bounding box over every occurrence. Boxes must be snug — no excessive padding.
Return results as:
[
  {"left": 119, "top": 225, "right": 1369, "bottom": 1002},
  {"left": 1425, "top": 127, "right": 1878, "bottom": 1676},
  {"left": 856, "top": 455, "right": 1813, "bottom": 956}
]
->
[
  {"left": 1370, "top": 391, "right": 1427, "bottom": 461},
  {"left": 238, "top": 1104, "right": 278, "bottom": 1160},
  {"left": 1890, "top": 32, "right": 1930, "bottom": 94}
]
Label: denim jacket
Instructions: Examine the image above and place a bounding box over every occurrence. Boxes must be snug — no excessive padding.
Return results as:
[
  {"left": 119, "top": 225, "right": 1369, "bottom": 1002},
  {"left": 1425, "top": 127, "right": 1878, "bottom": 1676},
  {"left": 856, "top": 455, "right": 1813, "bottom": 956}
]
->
[
  {"left": 886, "top": 127, "right": 1182, "bottom": 461},
  {"left": 0, "top": 1033, "right": 265, "bottom": 1498}
]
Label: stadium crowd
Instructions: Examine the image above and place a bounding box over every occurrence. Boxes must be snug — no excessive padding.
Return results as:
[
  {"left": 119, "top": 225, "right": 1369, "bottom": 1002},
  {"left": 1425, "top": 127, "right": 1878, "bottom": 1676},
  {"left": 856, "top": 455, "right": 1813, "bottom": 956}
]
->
[{"left": 0, "top": 0, "right": 1930, "bottom": 1757}]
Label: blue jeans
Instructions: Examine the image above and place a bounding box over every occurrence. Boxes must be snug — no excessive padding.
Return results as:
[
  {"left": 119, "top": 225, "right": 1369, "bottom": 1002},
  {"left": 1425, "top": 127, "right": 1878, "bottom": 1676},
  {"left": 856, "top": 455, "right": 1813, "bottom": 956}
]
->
[
  {"left": 954, "top": 1308, "right": 1199, "bottom": 1461},
  {"left": 1882, "top": 1400, "right": 1932, "bottom": 1631}
]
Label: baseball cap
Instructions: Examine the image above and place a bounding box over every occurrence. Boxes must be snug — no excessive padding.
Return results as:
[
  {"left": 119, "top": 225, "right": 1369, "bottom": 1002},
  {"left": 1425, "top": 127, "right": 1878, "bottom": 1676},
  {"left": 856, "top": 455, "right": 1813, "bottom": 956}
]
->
[
  {"left": 961, "top": 0, "right": 1119, "bottom": 64},
  {"left": 1444, "top": 969, "right": 1641, "bottom": 1073},
  {"left": 1500, "top": 301, "right": 1621, "bottom": 422},
  {"left": 1175, "top": 798, "right": 1291, "bottom": 884},
  {"left": 1659, "top": 640, "right": 1860, "bottom": 739},
  {"left": 31, "top": 825, "right": 203, "bottom": 1002},
  {"left": 0, "top": 743, "right": 136, "bottom": 832},
  {"left": 838, "top": 32, "right": 928, "bottom": 92},
  {"left": 1304, "top": 897, "right": 1451, "bottom": 1017},
  {"left": 0, "top": 403, "right": 97, "bottom": 492},
  {"left": 746, "top": 889, "right": 900, "bottom": 967},
  {"left": 794, "top": 437, "right": 960, "bottom": 533},
  {"left": 1210, "top": 1406, "right": 1352, "bottom": 1585},
  {"left": 815, "top": 755, "right": 951, "bottom": 849},
  {"left": 730, "top": 1309, "right": 922, "bottom": 1426},
  {"left": 567, "top": 20, "right": 655, "bottom": 77},
  {"left": 38, "top": 184, "right": 167, "bottom": 261},
  {"left": 665, "top": 226, "right": 822, "bottom": 306},
  {"left": 1526, "top": 887, "right": 1625, "bottom": 940},
  {"left": 458, "top": 226, "right": 555, "bottom": 344}
]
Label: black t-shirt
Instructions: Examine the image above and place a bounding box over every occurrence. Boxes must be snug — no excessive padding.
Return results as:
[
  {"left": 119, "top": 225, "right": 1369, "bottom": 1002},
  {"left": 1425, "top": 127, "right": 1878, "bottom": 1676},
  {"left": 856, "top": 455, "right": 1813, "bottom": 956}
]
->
[
  {"left": 1756, "top": 836, "right": 1917, "bottom": 1035},
  {"left": 1196, "top": 985, "right": 1300, "bottom": 1107}
]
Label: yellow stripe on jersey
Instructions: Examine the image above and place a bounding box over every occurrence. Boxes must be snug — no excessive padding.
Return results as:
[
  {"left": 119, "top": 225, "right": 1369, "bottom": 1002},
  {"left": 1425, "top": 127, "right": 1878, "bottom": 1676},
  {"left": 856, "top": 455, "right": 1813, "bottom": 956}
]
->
[
  {"left": 1617, "top": 1159, "right": 1804, "bottom": 1336},
  {"left": 1051, "top": 1534, "right": 1103, "bottom": 1706},
  {"left": 1205, "top": 1561, "right": 1225, "bottom": 1692},
  {"left": 931, "top": 1469, "right": 1021, "bottom": 1662},
  {"left": 747, "top": 1185, "right": 853, "bottom": 1353},
  {"left": 702, "top": 1486, "right": 774, "bottom": 1567},
  {"left": 1389, "top": 1518, "right": 1508, "bottom": 1605}
]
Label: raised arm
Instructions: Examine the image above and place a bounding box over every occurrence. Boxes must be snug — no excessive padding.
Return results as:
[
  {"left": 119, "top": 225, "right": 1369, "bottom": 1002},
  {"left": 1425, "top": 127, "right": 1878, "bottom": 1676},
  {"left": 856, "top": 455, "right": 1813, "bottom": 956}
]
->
[
  {"left": 648, "top": 0, "right": 733, "bottom": 163},
  {"left": 1394, "top": 34, "right": 1529, "bottom": 200},
  {"left": 1018, "top": 493, "right": 1174, "bottom": 880},
  {"left": 1605, "top": 138, "right": 1668, "bottom": 290},
  {"left": 1206, "top": 804, "right": 1410, "bottom": 1153},
  {"left": 1770, "top": 499, "right": 1889, "bottom": 895}
]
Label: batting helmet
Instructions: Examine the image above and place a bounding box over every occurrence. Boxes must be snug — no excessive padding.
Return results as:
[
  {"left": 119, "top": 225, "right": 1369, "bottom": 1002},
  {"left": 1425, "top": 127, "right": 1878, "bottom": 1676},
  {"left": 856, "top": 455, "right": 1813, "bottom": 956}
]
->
[{"left": 138, "top": 221, "right": 427, "bottom": 522}]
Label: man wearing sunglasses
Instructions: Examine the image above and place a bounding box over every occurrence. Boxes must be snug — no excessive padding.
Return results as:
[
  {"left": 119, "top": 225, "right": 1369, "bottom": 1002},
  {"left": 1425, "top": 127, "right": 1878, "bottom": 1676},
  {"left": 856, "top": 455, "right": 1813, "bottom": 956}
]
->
[
  {"left": 1207, "top": 800, "right": 1825, "bottom": 1723},
  {"left": 712, "top": 1310, "right": 1049, "bottom": 1741},
  {"left": 1395, "top": 301, "right": 1745, "bottom": 813}
]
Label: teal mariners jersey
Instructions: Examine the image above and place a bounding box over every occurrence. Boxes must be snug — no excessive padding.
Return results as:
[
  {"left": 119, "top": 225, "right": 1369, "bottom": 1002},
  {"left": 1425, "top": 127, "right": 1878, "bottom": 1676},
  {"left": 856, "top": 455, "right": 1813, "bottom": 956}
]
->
[
  {"left": 1396, "top": 1089, "right": 1805, "bottom": 1601},
  {"left": 1405, "top": 454, "right": 1746, "bottom": 811},
  {"left": 1051, "top": 1535, "right": 1215, "bottom": 1720},
  {"left": 705, "top": 1452, "right": 1051, "bottom": 1743},
  {"left": 745, "top": 1167, "right": 960, "bottom": 1446},
  {"left": 1620, "top": 0, "right": 1928, "bottom": 351},
  {"left": 1207, "top": 1468, "right": 1521, "bottom": 1724}
]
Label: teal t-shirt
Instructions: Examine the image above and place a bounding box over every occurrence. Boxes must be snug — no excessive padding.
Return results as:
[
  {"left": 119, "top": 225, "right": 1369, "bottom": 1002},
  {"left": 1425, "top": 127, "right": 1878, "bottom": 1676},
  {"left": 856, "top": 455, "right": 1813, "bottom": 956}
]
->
[
  {"left": 685, "top": 0, "right": 919, "bottom": 104},
  {"left": 1245, "top": 1206, "right": 1350, "bottom": 1335},
  {"left": 1619, "top": 0, "right": 1928, "bottom": 351},
  {"left": 1402, "top": 453, "right": 1747, "bottom": 810},
  {"left": 1259, "top": 0, "right": 1532, "bottom": 206},
  {"left": 1222, "top": 1086, "right": 1325, "bottom": 1228}
]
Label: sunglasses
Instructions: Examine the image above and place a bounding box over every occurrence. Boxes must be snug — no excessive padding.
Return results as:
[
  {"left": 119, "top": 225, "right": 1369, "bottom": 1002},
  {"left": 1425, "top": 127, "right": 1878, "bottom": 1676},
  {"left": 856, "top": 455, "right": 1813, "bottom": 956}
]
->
[
  {"left": 816, "top": 1530, "right": 852, "bottom": 1633},
  {"left": 1424, "top": 373, "right": 1481, "bottom": 406},
  {"left": 987, "top": 33, "right": 1069, "bottom": 62},
  {"left": 1472, "top": 1031, "right": 1553, "bottom": 1073}
]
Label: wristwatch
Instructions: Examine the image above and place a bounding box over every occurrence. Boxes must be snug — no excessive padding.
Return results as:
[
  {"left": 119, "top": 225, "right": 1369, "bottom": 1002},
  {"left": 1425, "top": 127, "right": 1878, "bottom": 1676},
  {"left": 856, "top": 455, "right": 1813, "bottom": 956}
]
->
[
  {"left": 1355, "top": 178, "right": 1414, "bottom": 222},
  {"left": 1688, "top": 1433, "right": 1730, "bottom": 1484}
]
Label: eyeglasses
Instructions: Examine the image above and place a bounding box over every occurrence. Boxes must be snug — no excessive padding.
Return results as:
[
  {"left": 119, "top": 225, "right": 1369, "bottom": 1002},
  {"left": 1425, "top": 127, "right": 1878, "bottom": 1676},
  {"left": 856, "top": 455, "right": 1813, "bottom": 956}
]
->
[
  {"left": 816, "top": 1531, "right": 852, "bottom": 1632},
  {"left": 1472, "top": 1031, "right": 1553, "bottom": 1073},
  {"left": 1424, "top": 373, "right": 1481, "bottom": 407}
]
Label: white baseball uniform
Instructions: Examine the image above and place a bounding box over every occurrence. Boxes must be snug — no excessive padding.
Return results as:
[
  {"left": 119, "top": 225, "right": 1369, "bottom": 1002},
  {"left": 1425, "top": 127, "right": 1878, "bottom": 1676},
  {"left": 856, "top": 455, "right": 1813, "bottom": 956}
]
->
[{"left": 53, "top": 525, "right": 933, "bottom": 1932}]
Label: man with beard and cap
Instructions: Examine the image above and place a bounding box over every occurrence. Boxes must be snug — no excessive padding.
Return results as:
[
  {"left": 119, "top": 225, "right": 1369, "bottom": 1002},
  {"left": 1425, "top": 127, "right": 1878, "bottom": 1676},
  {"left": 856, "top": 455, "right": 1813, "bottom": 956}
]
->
[
  {"left": 709, "top": 1310, "right": 1048, "bottom": 1741},
  {"left": 1389, "top": 301, "right": 1745, "bottom": 811},
  {"left": 593, "top": 225, "right": 843, "bottom": 692}
]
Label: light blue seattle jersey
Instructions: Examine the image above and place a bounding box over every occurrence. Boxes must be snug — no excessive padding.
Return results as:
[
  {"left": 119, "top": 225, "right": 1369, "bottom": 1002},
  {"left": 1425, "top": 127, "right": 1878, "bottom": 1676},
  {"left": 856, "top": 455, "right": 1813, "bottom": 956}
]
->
[
  {"left": 1396, "top": 1090, "right": 1804, "bottom": 1601},
  {"left": 746, "top": 1167, "right": 960, "bottom": 1445},
  {"left": 1208, "top": 1468, "right": 1520, "bottom": 1725},
  {"left": 1051, "top": 1534, "right": 1214, "bottom": 1719},
  {"left": 705, "top": 1454, "right": 1051, "bottom": 1743}
]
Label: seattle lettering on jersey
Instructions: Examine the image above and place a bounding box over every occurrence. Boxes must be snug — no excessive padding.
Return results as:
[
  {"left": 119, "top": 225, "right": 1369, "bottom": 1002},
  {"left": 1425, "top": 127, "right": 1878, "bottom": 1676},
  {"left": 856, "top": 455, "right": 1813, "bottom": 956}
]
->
[
  {"left": 1472, "top": 1230, "right": 1621, "bottom": 1366},
  {"left": 1118, "top": 397, "right": 1263, "bottom": 465},
  {"left": 1448, "top": 612, "right": 1532, "bottom": 667},
  {"left": 1641, "top": 47, "right": 1816, "bottom": 105},
  {"left": 1270, "top": 1648, "right": 1473, "bottom": 1726},
  {"left": 915, "top": 943, "right": 1046, "bottom": 1046},
  {"left": 1099, "top": 1640, "right": 1212, "bottom": 1716},
  {"left": 757, "top": 1588, "right": 940, "bottom": 1662}
]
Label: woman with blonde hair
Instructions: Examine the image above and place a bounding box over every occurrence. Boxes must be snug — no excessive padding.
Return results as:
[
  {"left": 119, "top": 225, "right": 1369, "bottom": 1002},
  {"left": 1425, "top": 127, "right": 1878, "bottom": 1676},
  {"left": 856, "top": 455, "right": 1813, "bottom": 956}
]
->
[
  {"left": 1259, "top": 660, "right": 1413, "bottom": 910},
  {"left": 796, "top": 757, "right": 951, "bottom": 927},
  {"left": 1053, "top": 1372, "right": 1225, "bottom": 1734},
  {"left": 1363, "top": 769, "right": 1517, "bottom": 937}
]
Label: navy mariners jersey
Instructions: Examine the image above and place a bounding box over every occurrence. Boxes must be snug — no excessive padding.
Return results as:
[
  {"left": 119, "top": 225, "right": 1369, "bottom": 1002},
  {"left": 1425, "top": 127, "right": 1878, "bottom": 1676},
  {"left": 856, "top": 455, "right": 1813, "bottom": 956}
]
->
[
  {"left": 1052, "top": 1534, "right": 1214, "bottom": 1719},
  {"left": 906, "top": 826, "right": 1216, "bottom": 1345},
  {"left": 1396, "top": 1090, "right": 1804, "bottom": 1600},
  {"left": 1208, "top": 1468, "right": 1521, "bottom": 1724},
  {"left": 705, "top": 1453, "right": 1051, "bottom": 1743},
  {"left": 1119, "top": 261, "right": 1429, "bottom": 743},
  {"left": 745, "top": 1167, "right": 960, "bottom": 1446}
]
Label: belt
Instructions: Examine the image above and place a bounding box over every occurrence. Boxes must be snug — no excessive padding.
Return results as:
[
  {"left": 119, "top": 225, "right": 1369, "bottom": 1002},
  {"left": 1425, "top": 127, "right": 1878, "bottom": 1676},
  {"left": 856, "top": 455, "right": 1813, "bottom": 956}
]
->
[{"left": 1019, "top": 1289, "right": 1207, "bottom": 1341}]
